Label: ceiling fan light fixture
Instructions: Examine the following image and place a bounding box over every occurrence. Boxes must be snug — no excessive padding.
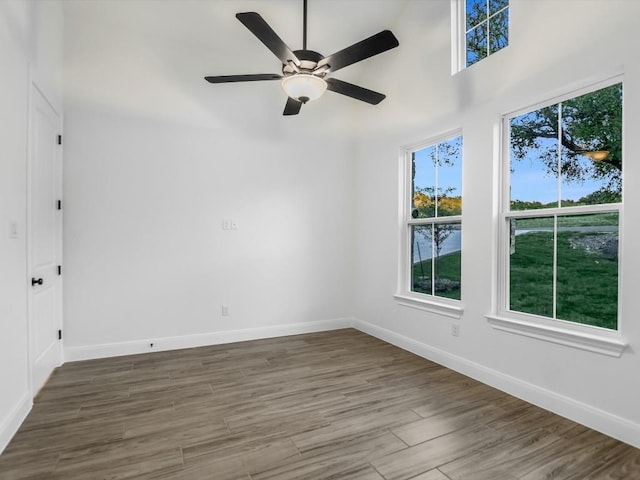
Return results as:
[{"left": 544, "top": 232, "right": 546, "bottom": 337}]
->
[{"left": 282, "top": 74, "right": 327, "bottom": 103}]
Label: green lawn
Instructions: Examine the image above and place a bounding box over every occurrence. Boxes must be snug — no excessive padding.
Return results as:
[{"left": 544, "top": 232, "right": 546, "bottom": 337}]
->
[
  {"left": 412, "top": 230, "right": 618, "bottom": 329},
  {"left": 515, "top": 212, "right": 619, "bottom": 229},
  {"left": 412, "top": 251, "right": 461, "bottom": 300},
  {"left": 510, "top": 231, "right": 618, "bottom": 329}
]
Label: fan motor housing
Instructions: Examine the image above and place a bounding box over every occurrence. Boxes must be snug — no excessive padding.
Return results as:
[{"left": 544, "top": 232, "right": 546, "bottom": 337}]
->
[{"left": 282, "top": 50, "right": 325, "bottom": 77}]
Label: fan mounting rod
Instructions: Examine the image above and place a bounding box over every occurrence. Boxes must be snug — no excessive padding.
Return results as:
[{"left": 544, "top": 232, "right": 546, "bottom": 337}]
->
[{"left": 303, "top": 0, "right": 308, "bottom": 50}]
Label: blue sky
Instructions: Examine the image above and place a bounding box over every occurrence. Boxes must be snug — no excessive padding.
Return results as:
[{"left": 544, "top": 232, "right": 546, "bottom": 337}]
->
[
  {"left": 510, "top": 148, "right": 609, "bottom": 204},
  {"left": 413, "top": 133, "right": 609, "bottom": 206},
  {"left": 413, "top": 137, "right": 462, "bottom": 199}
]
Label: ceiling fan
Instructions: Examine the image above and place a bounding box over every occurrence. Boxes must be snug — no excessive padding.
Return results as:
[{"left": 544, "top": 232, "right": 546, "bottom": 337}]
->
[{"left": 204, "top": 0, "right": 399, "bottom": 116}]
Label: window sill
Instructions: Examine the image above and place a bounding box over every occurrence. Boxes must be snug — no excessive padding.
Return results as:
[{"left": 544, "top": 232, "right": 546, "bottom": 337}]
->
[
  {"left": 394, "top": 294, "right": 463, "bottom": 319},
  {"left": 485, "top": 314, "right": 627, "bottom": 357}
]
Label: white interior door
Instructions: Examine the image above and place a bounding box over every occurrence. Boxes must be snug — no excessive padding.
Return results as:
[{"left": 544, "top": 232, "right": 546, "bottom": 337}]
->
[{"left": 28, "top": 83, "right": 63, "bottom": 395}]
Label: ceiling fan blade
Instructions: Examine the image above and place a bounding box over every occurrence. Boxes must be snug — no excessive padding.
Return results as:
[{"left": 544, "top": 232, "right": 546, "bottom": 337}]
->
[
  {"left": 325, "top": 78, "right": 386, "bottom": 105},
  {"left": 205, "top": 74, "right": 282, "bottom": 83},
  {"left": 318, "top": 30, "right": 399, "bottom": 73},
  {"left": 283, "top": 97, "right": 303, "bottom": 116},
  {"left": 236, "top": 12, "right": 301, "bottom": 67}
]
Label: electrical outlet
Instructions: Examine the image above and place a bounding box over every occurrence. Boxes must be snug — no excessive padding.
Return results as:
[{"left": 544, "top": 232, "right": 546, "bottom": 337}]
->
[
  {"left": 8, "top": 221, "right": 17, "bottom": 239},
  {"left": 451, "top": 323, "right": 460, "bottom": 337},
  {"left": 221, "top": 305, "right": 229, "bottom": 316}
]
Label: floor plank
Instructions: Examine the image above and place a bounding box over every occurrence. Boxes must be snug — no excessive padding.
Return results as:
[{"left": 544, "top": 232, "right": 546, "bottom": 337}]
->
[{"left": 1, "top": 328, "right": 638, "bottom": 479}]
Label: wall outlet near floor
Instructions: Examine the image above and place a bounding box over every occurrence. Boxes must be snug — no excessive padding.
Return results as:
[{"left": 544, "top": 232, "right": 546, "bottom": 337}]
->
[
  {"left": 221, "top": 305, "right": 229, "bottom": 316},
  {"left": 9, "top": 221, "right": 18, "bottom": 239},
  {"left": 451, "top": 323, "right": 460, "bottom": 337}
]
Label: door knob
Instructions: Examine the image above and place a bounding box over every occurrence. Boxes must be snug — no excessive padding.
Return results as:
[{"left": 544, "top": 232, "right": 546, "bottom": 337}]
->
[{"left": 31, "top": 277, "right": 43, "bottom": 286}]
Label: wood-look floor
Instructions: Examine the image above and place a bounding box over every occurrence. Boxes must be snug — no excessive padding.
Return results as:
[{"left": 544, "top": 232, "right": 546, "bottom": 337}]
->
[{"left": 1, "top": 329, "right": 638, "bottom": 480}]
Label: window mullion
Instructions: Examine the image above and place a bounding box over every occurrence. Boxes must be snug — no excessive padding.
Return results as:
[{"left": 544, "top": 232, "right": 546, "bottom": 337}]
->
[
  {"left": 557, "top": 102, "right": 563, "bottom": 207},
  {"left": 431, "top": 224, "right": 436, "bottom": 295},
  {"left": 504, "top": 218, "right": 512, "bottom": 312},
  {"left": 408, "top": 215, "right": 462, "bottom": 226},
  {"left": 409, "top": 151, "right": 415, "bottom": 220},
  {"left": 408, "top": 225, "right": 415, "bottom": 294},
  {"left": 505, "top": 204, "right": 621, "bottom": 219},
  {"left": 434, "top": 143, "right": 439, "bottom": 218},
  {"left": 552, "top": 214, "right": 558, "bottom": 320},
  {"left": 485, "top": 0, "right": 490, "bottom": 57}
]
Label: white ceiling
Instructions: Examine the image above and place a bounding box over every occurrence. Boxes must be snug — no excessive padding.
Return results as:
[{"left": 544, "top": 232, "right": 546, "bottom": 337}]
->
[{"left": 63, "top": 0, "right": 413, "bottom": 131}]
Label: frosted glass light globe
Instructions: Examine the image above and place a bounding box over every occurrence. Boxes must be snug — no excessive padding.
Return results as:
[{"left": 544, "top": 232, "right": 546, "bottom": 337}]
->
[{"left": 282, "top": 74, "right": 328, "bottom": 103}]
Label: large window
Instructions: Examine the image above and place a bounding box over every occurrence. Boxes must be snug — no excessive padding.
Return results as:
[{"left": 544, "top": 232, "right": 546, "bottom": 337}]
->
[
  {"left": 500, "top": 81, "right": 623, "bottom": 332},
  {"left": 398, "top": 133, "right": 462, "bottom": 310}
]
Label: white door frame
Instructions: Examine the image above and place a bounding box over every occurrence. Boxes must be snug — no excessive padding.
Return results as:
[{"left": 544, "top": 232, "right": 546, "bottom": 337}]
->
[{"left": 26, "top": 76, "right": 63, "bottom": 396}]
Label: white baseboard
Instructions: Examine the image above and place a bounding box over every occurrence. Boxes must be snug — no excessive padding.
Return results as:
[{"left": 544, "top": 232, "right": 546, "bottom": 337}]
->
[
  {"left": 64, "top": 317, "right": 354, "bottom": 362},
  {"left": 0, "top": 393, "right": 32, "bottom": 455},
  {"left": 353, "top": 317, "right": 640, "bottom": 449}
]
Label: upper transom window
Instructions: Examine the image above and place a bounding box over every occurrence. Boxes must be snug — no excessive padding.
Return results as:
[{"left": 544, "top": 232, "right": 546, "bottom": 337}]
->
[{"left": 465, "top": 0, "right": 509, "bottom": 67}]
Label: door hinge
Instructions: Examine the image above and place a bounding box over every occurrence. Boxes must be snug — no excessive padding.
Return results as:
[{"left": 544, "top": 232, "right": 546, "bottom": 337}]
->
[
  {"left": 58, "top": 265, "right": 62, "bottom": 275},
  {"left": 58, "top": 329, "right": 62, "bottom": 340},
  {"left": 57, "top": 200, "right": 62, "bottom": 210},
  {"left": 58, "top": 134, "right": 62, "bottom": 145}
]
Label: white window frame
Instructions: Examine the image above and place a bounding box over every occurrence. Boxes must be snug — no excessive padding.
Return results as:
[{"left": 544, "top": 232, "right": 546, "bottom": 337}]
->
[
  {"left": 487, "top": 77, "right": 627, "bottom": 357},
  {"left": 395, "top": 130, "right": 464, "bottom": 319},
  {"left": 451, "top": 0, "right": 509, "bottom": 74},
  {"left": 451, "top": 0, "right": 466, "bottom": 74}
]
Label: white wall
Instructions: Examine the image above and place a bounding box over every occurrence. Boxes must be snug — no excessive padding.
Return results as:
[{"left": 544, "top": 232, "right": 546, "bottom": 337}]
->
[
  {"left": 0, "top": 0, "right": 63, "bottom": 453},
  {"left": 62, "top": 110, "right": 355, "bottom": 357},
  {"left": 61, "top": 1, "right": 358, "bottom": 359},
  {"left": 353, "top": 0, "right": 640, "bottom": 447}
]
